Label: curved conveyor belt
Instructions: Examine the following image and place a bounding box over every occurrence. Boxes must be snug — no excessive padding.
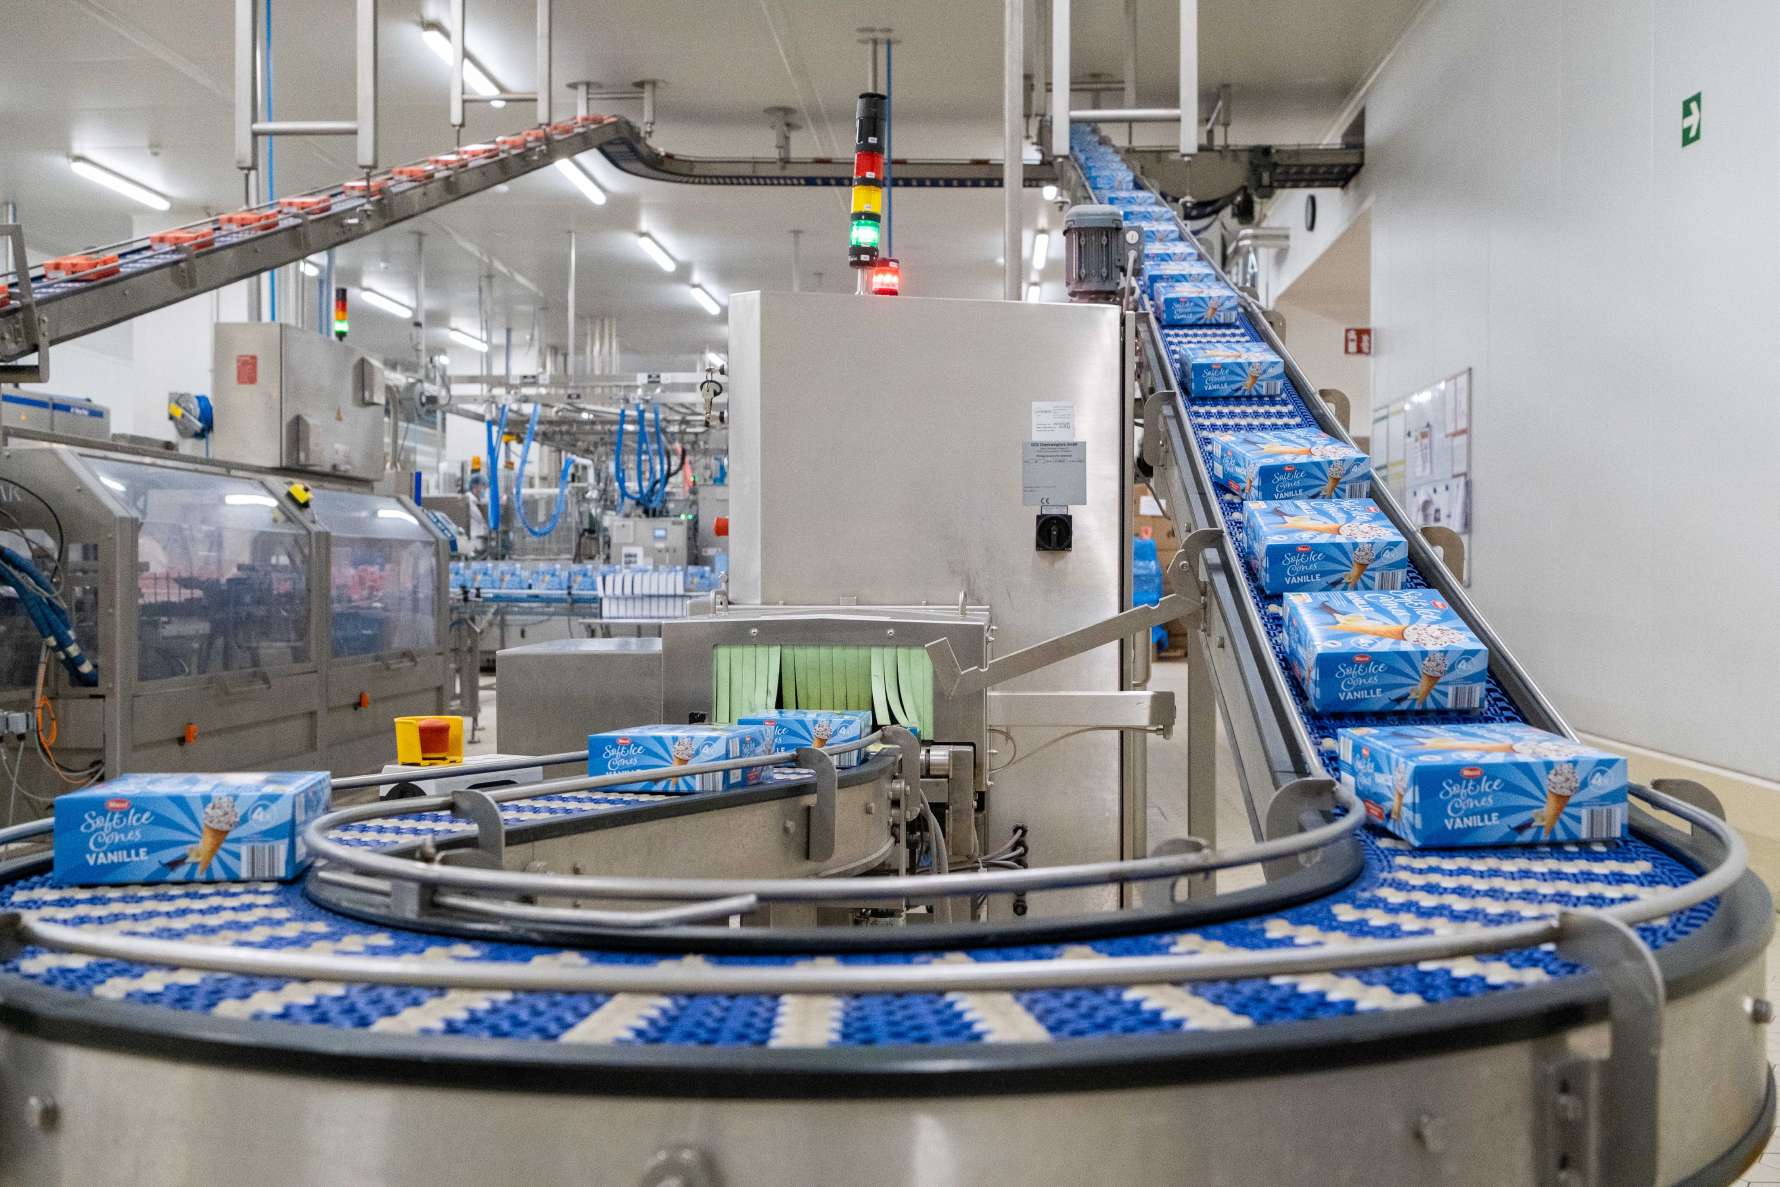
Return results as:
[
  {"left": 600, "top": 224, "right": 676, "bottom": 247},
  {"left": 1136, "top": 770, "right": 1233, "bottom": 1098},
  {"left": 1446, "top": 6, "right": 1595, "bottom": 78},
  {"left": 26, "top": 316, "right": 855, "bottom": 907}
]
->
[{"left": 0, "top": 128, "right": 1767, "bottom": 1187}]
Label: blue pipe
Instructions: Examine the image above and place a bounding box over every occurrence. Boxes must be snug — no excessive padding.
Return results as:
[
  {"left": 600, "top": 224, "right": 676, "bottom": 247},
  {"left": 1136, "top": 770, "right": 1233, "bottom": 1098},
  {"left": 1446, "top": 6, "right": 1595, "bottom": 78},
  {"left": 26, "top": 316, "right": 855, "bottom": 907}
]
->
[
  {"left": 613, "top": 403, "right": 633, "bottom": 512},
  {"left": 485, "top": 404, "right": 509, "bottom": 532},
  {"left": 0, "top": 546, "right": 97, "bottom": 686},
  {"left": 512, "top": 404, "right": 574, "bottom": 537},
  {"left": 633, "top": 403, "right": 651, "bottom": 512}
]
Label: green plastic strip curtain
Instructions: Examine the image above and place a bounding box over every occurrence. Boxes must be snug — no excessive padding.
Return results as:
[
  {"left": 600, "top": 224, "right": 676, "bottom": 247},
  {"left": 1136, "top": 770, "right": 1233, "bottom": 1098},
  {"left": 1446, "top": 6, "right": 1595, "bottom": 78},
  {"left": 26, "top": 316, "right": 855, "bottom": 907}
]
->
[{"left": 711, "top": 644, "right": 932, "bottom": 737}]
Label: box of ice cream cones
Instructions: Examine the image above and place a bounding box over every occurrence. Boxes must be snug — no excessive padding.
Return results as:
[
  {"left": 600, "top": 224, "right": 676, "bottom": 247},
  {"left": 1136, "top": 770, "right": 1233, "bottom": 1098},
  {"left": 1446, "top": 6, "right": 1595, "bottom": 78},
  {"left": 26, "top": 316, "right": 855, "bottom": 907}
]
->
[
  {"left": 1242, "top": 499, "right": 1408, "bottom": 595},
  {"left": 738, "top": 710, "right": 873, "bottom": 769},
  {"left": 1155, "top": 282, "right": 1242, "bottom": 327},
  {"left": 1282, "top": 590, "right": 1489, "bottom": 713},
  {"left": 586, "top": 724, "right": 775, "bottom": 792},
  {"left": 1336, "top": 724, "right": 1627, "bottom": 846},
  {"left": 1144, "top": 243, "right": 1201, "bottom": 264},
  {"left": 1215, "top": 428, "right": 1372, "bottom": 501},
  {"left": 52, "top": 771, "right": 330, "bottom": 886},
  {"left": 1174, "top": 341, "right": 1284, "bottom": 398},
  {"left": 1144, "top": 261, "right": 1218, "bottom": 303}
]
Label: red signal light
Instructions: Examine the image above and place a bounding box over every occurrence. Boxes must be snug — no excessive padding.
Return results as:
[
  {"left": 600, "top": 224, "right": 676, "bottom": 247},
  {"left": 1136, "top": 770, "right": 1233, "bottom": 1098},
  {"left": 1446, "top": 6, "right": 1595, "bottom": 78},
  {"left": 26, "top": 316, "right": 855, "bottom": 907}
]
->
[{"left": 868, "top": 259, "right": 901, "bottom": 296}]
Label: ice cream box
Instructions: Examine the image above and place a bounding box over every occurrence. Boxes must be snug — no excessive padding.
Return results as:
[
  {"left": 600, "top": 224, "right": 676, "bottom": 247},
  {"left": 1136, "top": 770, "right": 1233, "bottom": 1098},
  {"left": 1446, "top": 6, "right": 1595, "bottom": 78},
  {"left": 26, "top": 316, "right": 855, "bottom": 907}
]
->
[
  {"left": 586, "top": 724, "right": 774, "bottom": 791},
  {"left": 1146, "top": 243, "right": 1201, "bottom": 264},
  {"left": 737, "top": 709, "right": 873, "bottom": 769},
  {"left": 1120, "top": 205, "right": 1176, "bottom": 225},
  {"left": 1217, "top": 429, "right": 1372, "bottom": 500},
  {"left": 1144, "top": 260, "right": 1218, "bottom": 301},
  {"left": 1139, "top": 221, "right": 1183, "bottom": 244},
  {"left": 1104, "top": 191, "right": 1162, "bottom": 209},
  {"left": 1155, "top": 282, "right": 1241, "bottom": 327},
  {"left": 1281, "top": 590, "right": 1489, "bottom": 713},
  {"left": 1336, "top": 724, "right": 1627, "bottom": 847},
  {"left": 1242, "top": 500, "right": 1408, "bottom": 594},
  {"left": 52, "top": 771, "right": 330, "bottom": 886},
  {"left": 1174, "top": 341, "right": 1285, "bottom": 398}
]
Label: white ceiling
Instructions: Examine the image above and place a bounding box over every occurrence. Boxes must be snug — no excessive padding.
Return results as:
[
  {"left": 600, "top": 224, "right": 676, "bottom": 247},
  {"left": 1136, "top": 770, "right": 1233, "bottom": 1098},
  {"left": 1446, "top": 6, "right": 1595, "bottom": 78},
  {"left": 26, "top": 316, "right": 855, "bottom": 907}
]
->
[{"left": 2, "top": 0, "right": 1418, "bottom": 371}]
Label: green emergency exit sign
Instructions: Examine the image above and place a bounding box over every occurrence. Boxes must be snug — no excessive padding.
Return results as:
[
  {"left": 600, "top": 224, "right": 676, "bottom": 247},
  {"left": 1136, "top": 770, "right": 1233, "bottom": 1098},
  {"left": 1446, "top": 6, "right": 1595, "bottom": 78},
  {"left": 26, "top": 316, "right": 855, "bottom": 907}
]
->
[{"left": 1682, "top": 92, "right": 1702, "bottom": 146}]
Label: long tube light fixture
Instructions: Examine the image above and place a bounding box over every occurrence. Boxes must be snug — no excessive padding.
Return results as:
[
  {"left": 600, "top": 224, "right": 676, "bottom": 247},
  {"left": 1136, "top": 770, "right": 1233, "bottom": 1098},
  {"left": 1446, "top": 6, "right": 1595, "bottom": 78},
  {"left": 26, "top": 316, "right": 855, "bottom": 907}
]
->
[
  {"left": 449, "top": 327, "right": 490, "bottom": 353},
  {"left": 1032, "top": 230, "right": 1051, "bottom": 271},
  {"left": 359, "top": 288, "right": 413, "bottom": 318},
  {"left": 420, "top": 24, "right": 506, "bottom": 108},
  {"left": 689, "top": 285, "right": 722, "bottom": 316},
  {"left": 68, "top": 156, "right": 170, "bottom": 212},
  {"left": 637, "top": 233, "right": 677, "bottom": 273},
  {"left": 554, "top": 158, "right": 606, "bottom": 206}
]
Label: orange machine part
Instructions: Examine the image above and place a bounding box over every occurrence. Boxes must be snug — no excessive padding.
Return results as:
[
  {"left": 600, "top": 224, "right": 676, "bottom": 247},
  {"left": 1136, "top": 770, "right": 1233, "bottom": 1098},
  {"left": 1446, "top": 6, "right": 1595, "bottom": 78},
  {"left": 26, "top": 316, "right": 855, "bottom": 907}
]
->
[
  {"left": 355, "top": 692, "right": 371, "bottom": 710},
  {"left": 713, "top": 516, "right": 730, "bottom": 538},
  {"left": 178, "top": 723, "right": 199, "bottom": 746}
]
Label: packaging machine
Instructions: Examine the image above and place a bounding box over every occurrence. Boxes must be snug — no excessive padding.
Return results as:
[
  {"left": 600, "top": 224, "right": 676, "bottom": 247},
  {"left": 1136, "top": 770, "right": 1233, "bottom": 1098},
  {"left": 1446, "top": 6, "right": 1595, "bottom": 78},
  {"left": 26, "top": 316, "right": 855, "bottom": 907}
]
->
[{"left": 0, "top": 126, "right": 1766, "bottom": 1187}]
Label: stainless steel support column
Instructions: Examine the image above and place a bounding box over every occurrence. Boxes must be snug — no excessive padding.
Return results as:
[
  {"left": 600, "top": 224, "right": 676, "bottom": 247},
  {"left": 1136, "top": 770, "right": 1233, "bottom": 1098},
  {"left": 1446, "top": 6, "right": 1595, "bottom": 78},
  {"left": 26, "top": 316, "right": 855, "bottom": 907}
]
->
[
  {"left": 1050, "top": 0, "right": 1070, "bottom": 157},
  {"left": 1178, "top": 0, "right": 1197, "bottom": 157},
  {"left": 565, "top": 232, "right": 577, "bottom": 378},
  {"left": 535, "top": 0, "right": 552, "bottom": 126},
  {"left": 1002, "top": 0, "right": 1023, "bottom": 301},
  {"left": 1185, "top": 609, "right": 1217, "bottom": 896},
  {"left": 234, "top": 0, "right": 256, "bottom": 169},
  {"left": 356, "top": 0, "right": 378, "bottom": 168},
  {"left": 450, "top": 0, "right": 466, "bottom": 128},
  {"left": 1122, "top": 0, "right": 1138, "bottom": 106},
  {"left": 789, "top": 229, "right": 802, "bottom": 292},
  {"left": 1120, "top": 308, "right": 1145, "bottom": 904}
]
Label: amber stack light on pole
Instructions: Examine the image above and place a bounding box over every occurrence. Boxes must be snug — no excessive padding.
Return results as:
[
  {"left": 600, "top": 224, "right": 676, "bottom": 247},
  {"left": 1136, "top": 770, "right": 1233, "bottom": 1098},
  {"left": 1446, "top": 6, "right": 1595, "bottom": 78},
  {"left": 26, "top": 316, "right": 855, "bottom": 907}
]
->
[{"left": 849, "top": 92, "right": 888, "bottom": 293}]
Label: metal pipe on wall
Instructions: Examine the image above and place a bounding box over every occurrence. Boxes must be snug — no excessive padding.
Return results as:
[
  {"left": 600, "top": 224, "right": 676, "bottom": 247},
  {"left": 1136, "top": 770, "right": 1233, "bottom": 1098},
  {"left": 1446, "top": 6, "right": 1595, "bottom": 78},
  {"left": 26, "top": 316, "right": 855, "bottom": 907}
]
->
[
  {"left": 1179, "top": 0, "right": 1197, "bottom": 157},
  {"left": 1122, "top": 0, "right": 1137, "bottom": 108},
  {"left": 1049, "top": 0, "right": 1070, "bottom": 158},
  {"left": 1003, "top": 0, "right": 1023, "bottom": 301},
  {"left": 535, "top": 0, "right": 552, "bottom": 126},
  {"left": 565, "top": 231, "right": 577, "bottom": 378},
  {"left": 355, "top": 0, "right": 378, "bottom": 168},
  {"left": 789, "top": 229, "right": 802, "bottom": 292},
  {"left": 450, "top": 0, "right": 466, "bottom": 127}
]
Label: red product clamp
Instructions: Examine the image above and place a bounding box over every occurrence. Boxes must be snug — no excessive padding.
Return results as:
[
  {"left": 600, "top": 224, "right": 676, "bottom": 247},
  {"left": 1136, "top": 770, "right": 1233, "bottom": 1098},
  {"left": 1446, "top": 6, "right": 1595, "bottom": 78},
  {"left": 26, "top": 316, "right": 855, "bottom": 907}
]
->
[
  {"left": 43, "top": 254, "right": 121, "bottom": 282},
  {"left": 343, "top": 177, "right": 389, "bottom": 198},
  {"left": 495, "top": 135, "right": 528, "bottom": 152},
  {"left": 393, "top": 164, "right": 435, "bottom": 182},
  {"left": 149, "top": 227, "right": 217, "bottom": 251},
  {"left": 219, "top": 209, "right": 280, "bottom": 231},
  {"left": 428, "top": 154, "right": 467, "bottom": 171},
  {"left": 278, "top": 195, "right": 332, "bottom": 216},
  {"left": 460, "top": 143, "right": 499, "bottom": 161}
]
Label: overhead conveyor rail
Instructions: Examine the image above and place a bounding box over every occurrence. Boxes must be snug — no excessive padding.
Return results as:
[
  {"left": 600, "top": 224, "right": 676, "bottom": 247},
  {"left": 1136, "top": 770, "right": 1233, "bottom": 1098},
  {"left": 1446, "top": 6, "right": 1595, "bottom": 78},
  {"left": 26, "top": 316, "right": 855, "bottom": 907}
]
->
[{"left": 0, "top": 118, "right": 1058, "bottom": 364}]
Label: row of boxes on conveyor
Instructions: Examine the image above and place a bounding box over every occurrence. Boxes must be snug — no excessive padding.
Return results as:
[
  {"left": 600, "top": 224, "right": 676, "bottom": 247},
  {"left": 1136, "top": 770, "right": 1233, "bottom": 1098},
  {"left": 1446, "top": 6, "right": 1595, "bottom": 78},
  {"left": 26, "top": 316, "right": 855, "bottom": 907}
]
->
[
  {"left": 448, "top": 561, "right": 719, "bottom": 619},
  {"left": 1075, "top": 127, "right": 1628, "bottom": 850}
]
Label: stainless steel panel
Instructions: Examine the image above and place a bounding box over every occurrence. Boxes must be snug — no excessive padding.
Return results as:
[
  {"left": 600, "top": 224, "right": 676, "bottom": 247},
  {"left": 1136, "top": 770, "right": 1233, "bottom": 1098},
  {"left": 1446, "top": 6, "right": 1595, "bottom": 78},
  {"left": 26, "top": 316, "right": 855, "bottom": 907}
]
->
[
  {"left": 497, "top": 639, "right": 666, "bottom": 777},
  {"left": 211, "top": 323, "right": 386, "bottom": 481},
  {"left": 605, "top": 514, "right": 689, "bottom": 566},
  {"left": 727, "top": 291, "right": 1125, "bottom": 914}
]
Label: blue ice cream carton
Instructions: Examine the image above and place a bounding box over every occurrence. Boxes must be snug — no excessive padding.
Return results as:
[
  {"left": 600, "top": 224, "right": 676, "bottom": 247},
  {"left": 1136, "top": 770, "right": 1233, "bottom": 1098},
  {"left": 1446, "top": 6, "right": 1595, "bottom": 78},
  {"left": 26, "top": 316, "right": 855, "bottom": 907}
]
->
[
  {"left": 1155, "top": 282, "right": 1241, "bottom": 327},
  {"left": 53, "top": 771, "right": 330, "bottom": 886},
  {"left": 1243, "top": 500, "right": 1408, "bottom": 594},
  {"left": 1145, "top": 261, "right": 1220, "bottom": 302},
  {"left": 1175, "top": 342, "right": 1285, "bottom": 398},
  {"left": 1146, "top": 243, "right": 1201, "bottom": 263},
  {"left": 1105, "top": 191, "right": 1162, "bottom": 209},
  {"left": 1139, "top": 222, "right": 1183, "bottom": 244},
  {"left": 1217, "top": 429, "right": 1372, "bottom": 500},
  {"left": 1281, "top": 590, "right": 1489, "bottom": 713},
  {"left": 1337, "top": 724, "right": 1628, "bottom": 847},
  {"left": 587, "top": 723, "right": 775, "bottom": 791},
  {"left": 738, "top": 709, "right": 873, "bottom": 769}
]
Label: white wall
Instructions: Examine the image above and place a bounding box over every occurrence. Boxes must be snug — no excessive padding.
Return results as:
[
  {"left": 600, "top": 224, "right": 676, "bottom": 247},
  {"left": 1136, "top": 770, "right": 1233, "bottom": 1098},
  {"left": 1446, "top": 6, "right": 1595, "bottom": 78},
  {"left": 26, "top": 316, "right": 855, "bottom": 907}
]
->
[
  {"left": 1366, "top": 0, "right": 1780, "bottom": 778},
  {"left": 1276, "top": 302, "right": 1372, "bottom": 437}
]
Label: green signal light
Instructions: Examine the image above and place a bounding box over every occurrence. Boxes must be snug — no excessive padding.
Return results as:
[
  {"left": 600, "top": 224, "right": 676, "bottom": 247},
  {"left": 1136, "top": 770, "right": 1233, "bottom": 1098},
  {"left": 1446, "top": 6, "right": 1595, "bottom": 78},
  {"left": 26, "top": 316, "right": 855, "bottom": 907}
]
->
[{"left": 849, "top": 217, "right": 881, "bottom": 250}]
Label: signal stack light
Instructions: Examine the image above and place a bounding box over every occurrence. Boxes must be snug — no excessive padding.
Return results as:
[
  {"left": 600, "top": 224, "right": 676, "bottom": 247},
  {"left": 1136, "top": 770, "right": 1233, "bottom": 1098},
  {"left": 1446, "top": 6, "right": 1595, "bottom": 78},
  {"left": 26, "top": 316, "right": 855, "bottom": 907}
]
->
[
  {"left": 332, "top": 288, "right": 350, "bottom": 340},
  {"left": 849, "top": 92, "right": 887, "bottom": 286}
]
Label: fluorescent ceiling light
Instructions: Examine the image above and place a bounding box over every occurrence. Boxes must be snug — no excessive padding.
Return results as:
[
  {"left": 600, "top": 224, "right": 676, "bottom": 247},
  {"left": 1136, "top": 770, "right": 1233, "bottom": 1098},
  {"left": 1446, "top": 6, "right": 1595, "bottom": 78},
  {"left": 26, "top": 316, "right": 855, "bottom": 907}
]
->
[
  {"left": 449, "top": 327, "right": 489, "bottom": 352},
  {"left": 299, "top": 257, "right": 321, "bottom": 278},
  {"left": 554, "top": 158, "right": 607, "bottom": 206},
  {"left": 68, "top": 156, "right": 170, "bottom": 212},
  {"left": 1032, "top": 230, "right": 1050, "bottom": 270},
  {"left": 637, "top": 233, "right": 676, "bottom": 272},
  {"left": 689, "top": 285, "right": 722, "bottom": 316},
  {"left": 224, "top": 493, "right": 277, "bottom": 508},
  {"left": 420, "top": 24, "right": 505, "bottom": 108},
  {"left": 1041, "top": 183, "right": 1058, "bottom": 201},
  {"left": 1025, "top": 282, "right": 1041, "bottom": 303},
  {"left": 360, "top": 288, "right": 413, "bottom": 318}
]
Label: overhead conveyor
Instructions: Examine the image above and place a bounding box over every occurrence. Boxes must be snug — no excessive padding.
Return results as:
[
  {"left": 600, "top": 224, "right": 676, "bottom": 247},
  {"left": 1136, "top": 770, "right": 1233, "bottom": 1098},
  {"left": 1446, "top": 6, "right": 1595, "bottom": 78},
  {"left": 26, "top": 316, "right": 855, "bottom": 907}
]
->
[
  {"left": 0, "top": 129, "right": 1767, "bottom": 1187},
  {"left": 0, "top": 117, "right": 1059, "bottom": 366}
]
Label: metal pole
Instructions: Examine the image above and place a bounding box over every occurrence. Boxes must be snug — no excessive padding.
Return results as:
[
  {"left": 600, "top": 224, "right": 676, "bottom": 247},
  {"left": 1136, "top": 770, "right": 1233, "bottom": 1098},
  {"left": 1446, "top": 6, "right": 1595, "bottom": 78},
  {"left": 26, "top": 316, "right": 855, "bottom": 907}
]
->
[
  {"left": 565, "top": 231, "right": 576, "bottom": 378},
  {"left": 1123, "top": 0, "right": 1137, "bottom": 144},
  {"left": 1179, "top": 0, "right": 1197, "bottom": 157},
  {"left": 884, "top": 37, "right": 893, "bottom": 260},
  {"left": 535, "top": 0, "right": 551, "bottom": 126},
  {"left": 1037, "top": 0, "right": 1050, "bottom": 144},
  {"left": 234, "top": 0, "right": 256, "bottom": 169},
  {"left": 243, "top": 174, "right": 262, "bottom": 322},
  {"left": 789, "top": 229, "right": 802, "bottom": 292},
  {"left": 414, "top": 231, "right": 426, "bottom": 368},
  {"left": 356, "top": 0, "right": 377, "bottom": 168},
  {"left": 1050, "top": 0, "right": 1070, "bottom": 158},
  {"left": 867, "top": 38, "right": 879, "bottom": 92},
  {"left": 450, "top": 0, "right": 465, "bottom": 128},
  {"left": 1003, "top": 0, "right": 1023, "bottom": 301}
]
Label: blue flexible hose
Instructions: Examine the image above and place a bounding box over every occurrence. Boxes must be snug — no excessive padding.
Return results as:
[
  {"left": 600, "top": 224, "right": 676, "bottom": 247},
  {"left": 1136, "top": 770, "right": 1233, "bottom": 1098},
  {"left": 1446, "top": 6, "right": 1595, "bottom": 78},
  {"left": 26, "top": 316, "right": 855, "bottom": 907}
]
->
[
  {"left": 512, "top": 404, "right": 574, "bottom": 538},
  {"left": 634, "top": 403, "right": 652, "bottom": 512},
  {"left": 0, "top": 546, "right": 97, "bottom": 686},
  {"left": 485, "top": 404, "right": 509, "bottom": 532}
]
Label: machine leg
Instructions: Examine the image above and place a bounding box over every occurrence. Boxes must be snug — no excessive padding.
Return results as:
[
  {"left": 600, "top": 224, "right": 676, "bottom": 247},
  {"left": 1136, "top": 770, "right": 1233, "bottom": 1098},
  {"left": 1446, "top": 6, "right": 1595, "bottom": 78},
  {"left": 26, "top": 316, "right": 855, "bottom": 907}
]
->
[{"left": 1185, "top": 620, "right": 1217, "bottom": 897}]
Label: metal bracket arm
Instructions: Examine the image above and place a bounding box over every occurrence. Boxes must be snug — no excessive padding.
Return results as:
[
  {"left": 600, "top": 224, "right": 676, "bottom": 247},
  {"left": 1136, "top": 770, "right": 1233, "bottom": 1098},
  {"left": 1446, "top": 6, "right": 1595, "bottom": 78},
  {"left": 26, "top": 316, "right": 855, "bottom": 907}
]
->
[
  {"left": 927, "top": 529, "right": 1220, "bottom": 697},
  {"left": 795, "top": 746, "right": 838, "bottom": 862},
  {"left": 0, "top": 226, "right": 47, "bottom": 384}
]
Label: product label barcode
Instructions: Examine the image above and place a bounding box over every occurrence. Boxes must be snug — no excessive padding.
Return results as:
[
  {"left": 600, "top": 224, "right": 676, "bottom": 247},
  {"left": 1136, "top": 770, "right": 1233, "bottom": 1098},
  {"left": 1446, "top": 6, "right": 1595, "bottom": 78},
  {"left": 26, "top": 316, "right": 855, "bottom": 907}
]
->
[
  {"left": 1372, "top": 570, "right": 1406, "bottom": 590},
  {"left": 240, "top": 842, "right": 285, "bottom": 880},
  {"left": 1444, "top": 683, "right": 1484, "bottom": 710},
  {"left": 1578, "top": 803, "right": 1628, "bottom": 840}
]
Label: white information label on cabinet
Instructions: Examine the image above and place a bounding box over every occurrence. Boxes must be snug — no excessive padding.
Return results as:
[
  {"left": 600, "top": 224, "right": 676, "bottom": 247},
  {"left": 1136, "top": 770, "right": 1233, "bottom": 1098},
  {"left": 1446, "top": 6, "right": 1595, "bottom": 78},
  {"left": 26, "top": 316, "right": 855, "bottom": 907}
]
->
[
  {"left": 1022, "top": 441, "right": 1088, "bottom": 506},
  {"left": 1030, "top": 400, "right": 1076, "bottom": 442}
]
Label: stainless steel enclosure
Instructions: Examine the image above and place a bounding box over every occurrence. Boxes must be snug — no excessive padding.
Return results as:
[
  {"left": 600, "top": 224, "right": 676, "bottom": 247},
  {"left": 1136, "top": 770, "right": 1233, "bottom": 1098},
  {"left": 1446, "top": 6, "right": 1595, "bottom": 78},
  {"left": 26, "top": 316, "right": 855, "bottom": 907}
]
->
[
  {"left": 727, "top": 291, "right": 1127, "bottom": 914},
  {"left": 209, "top": 323, "right": 388, "bottom": 482}
]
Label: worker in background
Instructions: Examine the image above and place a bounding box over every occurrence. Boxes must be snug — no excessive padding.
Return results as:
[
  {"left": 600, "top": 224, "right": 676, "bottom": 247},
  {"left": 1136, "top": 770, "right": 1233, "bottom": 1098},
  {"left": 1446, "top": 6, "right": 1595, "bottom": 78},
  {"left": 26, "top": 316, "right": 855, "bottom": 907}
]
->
[{"left": 464, "top": 466, "right": 491, "bottom": 557}]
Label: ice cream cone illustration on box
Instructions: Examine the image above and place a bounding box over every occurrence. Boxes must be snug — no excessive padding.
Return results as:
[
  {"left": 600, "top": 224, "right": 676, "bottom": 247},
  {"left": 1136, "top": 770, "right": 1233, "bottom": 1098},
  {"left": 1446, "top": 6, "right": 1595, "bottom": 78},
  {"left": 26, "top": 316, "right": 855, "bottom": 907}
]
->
[
  {"left": 1318, "top": 460, "right": 1348, "bottom": 498},
  {"left": 1388, "top": 765, "right": 1408, "bottom": 824},
  {"left": 1401, "top": 653, "right": 1449, "bottom": 708},
  {"left": 1513, "top": 764, "right": 1580, "bottom": 838},
  {"left": 189, "top": 795, "right": 239, "bottom": 874},
  {"left": 1265, "top": 506, "right": 1395, "bottom": 542},
  {"left": 1241, "top": 365, "right": 1263, "bottom": 393},
  {"left": 811, "top": 720, "right": 833, "bottom": 750},
  {"left": 1343, "top": 543, "right": 1376, "bottom": 589},
  {"left": 1309, "top": 600, "right": 1473, "bottom": 649},
  {"left": 671, "top": 736, "right": 696, "bottom": 767}
]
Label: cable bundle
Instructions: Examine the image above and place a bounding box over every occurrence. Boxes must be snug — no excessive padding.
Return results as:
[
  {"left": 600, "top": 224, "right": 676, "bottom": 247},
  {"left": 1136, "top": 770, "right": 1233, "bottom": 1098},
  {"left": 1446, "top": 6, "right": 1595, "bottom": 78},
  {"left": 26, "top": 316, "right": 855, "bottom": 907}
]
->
[{"left": 0, "top": 546, "right": 96, "bottom": 687}]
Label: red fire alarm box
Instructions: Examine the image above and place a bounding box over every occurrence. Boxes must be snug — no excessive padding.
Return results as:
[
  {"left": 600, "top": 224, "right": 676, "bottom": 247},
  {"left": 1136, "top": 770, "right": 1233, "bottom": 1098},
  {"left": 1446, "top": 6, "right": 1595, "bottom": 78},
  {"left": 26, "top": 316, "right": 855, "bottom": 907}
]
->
[{"left": 1344, "top": 328, "right": 1373, "bottom": 356}]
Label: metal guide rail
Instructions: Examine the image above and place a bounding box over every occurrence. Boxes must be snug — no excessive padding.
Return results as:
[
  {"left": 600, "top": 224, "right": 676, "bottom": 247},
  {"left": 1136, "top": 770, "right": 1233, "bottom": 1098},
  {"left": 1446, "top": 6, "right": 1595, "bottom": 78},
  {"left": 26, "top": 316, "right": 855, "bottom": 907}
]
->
[{"left": 0, "top": 119, "right": 1057, "bottom": 364}]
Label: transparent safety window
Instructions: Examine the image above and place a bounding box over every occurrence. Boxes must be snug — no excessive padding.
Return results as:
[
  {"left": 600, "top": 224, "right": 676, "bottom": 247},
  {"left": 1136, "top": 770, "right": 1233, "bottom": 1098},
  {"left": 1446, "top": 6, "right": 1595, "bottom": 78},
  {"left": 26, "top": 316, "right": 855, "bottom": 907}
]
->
[
  {"left": 87, "top": 460, "right": 311, "bottom": 681},
  {"left": 308, "top": 491, "right": 439, "bottom": 657}
]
